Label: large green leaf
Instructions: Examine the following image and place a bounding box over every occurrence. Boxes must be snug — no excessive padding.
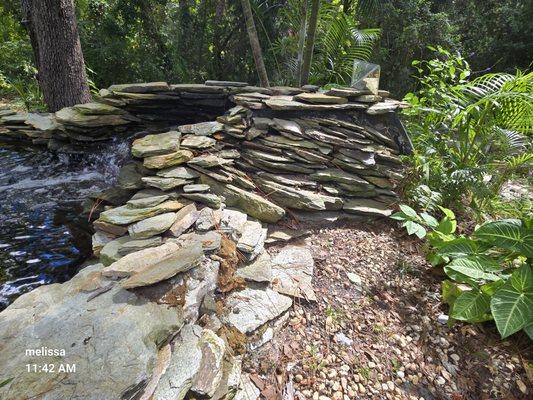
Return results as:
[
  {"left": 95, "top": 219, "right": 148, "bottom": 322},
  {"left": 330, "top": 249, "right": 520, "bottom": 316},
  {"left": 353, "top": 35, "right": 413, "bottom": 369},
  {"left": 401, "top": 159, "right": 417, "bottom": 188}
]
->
[
  {"left": 451, "top": 289, "right": 491, "bottom": 322},
  {"left": 403, "top": 220, "right": 426, "bottom": 239},
  {"left": 437, "top": 237, "right": 479, "bottom": 258},
  {"left": 524, "top": 322, "right": 533, "bottom": 340},
  {"left": 474, "top": 219, "right": 533, "bottom": 257},
  {"left": 490, "top": 265, "right": 533, "bottom": 338},
  {"left": 399, "top": 204, "right": 418, "bottom": 219},
  {"left": 444, "top": 256, "right": 502, "bottom": 282}
]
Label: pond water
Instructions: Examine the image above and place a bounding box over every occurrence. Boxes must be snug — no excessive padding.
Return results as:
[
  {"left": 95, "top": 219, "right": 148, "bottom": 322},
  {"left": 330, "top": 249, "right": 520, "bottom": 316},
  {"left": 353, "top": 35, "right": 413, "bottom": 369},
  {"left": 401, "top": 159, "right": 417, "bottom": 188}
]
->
[{"left": 0, "top": 138, "right": 131, "bottom": 309}]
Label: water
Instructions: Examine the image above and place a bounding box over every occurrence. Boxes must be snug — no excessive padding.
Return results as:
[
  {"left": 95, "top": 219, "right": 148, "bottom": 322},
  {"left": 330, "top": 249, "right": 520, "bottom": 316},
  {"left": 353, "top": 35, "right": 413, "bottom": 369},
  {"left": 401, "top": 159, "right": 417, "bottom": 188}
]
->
[{"left": 0, "top": 138, "right": 132, "bottom": 309}]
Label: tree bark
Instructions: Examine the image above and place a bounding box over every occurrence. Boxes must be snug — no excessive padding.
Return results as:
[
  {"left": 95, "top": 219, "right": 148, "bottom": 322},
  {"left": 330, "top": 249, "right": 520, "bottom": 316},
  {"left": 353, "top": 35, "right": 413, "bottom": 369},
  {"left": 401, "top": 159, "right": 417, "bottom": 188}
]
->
[
  {"left": 296, "top": 0, "right": 308, "bottom": 85},
  {"left": 300, "top": 0, "right": 320, "bottom": 86},
  {"left": 240, "top": 0, "right": 270, "bottom": 87},
  {"left": 24, "top": 0, "right": 91, "bottom": 112}
]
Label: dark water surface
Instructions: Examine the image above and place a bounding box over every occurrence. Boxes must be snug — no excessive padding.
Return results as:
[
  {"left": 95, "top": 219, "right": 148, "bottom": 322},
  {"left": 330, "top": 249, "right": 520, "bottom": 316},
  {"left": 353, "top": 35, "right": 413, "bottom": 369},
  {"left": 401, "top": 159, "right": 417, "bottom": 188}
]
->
[{"left": 0, "top": 139, "right": 130, "bottom": 309}]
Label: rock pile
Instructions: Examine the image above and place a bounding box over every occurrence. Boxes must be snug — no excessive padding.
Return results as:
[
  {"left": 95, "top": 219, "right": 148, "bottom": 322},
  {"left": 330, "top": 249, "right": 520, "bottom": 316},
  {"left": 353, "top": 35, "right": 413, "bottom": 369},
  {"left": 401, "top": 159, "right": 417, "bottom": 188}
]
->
[
  {"left": 0, "top": 81, "right": 411, "bottom": 399},
  {"left": 0, "top": 80, "right": 409, "bottom": 154}
]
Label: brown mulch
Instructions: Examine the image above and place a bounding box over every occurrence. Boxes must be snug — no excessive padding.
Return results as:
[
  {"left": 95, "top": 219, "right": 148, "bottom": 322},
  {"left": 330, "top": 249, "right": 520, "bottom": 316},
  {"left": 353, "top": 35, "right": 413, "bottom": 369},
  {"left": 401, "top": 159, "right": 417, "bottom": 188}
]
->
[{"left": 244, "top": 220, "right": 532, "bottom": 400}]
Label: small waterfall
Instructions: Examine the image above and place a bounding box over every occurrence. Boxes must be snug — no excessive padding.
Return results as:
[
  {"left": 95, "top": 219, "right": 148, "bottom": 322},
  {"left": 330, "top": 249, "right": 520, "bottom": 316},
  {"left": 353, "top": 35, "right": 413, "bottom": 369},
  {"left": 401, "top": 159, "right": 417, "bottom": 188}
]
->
[{"left": 0, "top": 134, "right": 137, "bottom": 309}]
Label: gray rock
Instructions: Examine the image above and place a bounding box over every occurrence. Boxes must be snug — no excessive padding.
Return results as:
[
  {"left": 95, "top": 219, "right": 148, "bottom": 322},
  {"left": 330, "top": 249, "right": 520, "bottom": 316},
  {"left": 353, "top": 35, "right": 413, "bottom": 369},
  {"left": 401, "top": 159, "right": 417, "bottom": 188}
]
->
[
  {"left": 157, "top": 165, "right": 200, "bottom": 179},
  {"left": 0, "top": 263, "right": 182, "bottom": 400},
  {"left": 237, "top": 220, "right": 267, "bottom": 260},
  {"left": 272, "top": 118, "right": 302, "bottom": 135},
  {"left": 271, "top": 244, "right": 316, "bottom": 301},
  {"left": 117, "top": 163, "right": 146, "bottom": 190},
  {"left": 236, "top": 251, "right": 272, "bottom": 283},
  {"left": 98, "top": 200, "right": 187, "bottom": 225},
  {"left": 117, "top": 236, "right": 163, "bottom": 256},
  {"left": 93, "top": 220, "right": 128, "bottom": 236},
  {"left": 144, "top": 149, "right": 194, "bottom": 169},
  {"left": 265, "top": 227, "right": 310, "bottom": 244},
  {"left": 152, "top": 325, "right": 203, "bottom": 400},
  {"left": 177, "top": 230, "right": 222, "bottom": 252},
  {"left": 92, "top": 231, "right": 115, "bottom": 256},
  {"left": 205, "top": 79, "right": 248, "bottom": 87},
  {"left": 181, "top": 258, "right": 220, "bottom": 322},
  {"left": 55, "top": 107, "right": 130, "bottom": 127},
  {"left": 343, "top": 198, "right": 392, "bottom": 217},
  {"left": 109, "top": 81, "right": 170, "bottom": 93},
  {"left": 169, "top": 203, "right": 199, "bottom": 237},
  {"left": 182, "top": 193, "right": 222, "bottom": 208},
  {"left": 25, "top": 113, "right": 59, "bottom": 131},
  {"left": 142, "top": 176, "right": 191, "bottom": 191},
  {"left": 102, "top": 242, "right": 185, "bottom": 278},
  {"left": 200, "top": 176, "right": 285, "bottom": 223},
  {"left": 223, "top": 288, "right": 292, "bottom": 334},
  {"left": 190, "top": 329, "right": 226, "bottom": 397},
  {"left": 131, "top": 131, "right": 182, "bottom": 158},
  {"left": 127, "top": 212, "right": 177, "bottom": 239},
  {"left": 178, "top": 121, "right": 224, "bottom": 136},
  {"left": 126, "top": 194, "right": 169, "bottom": 208},
  {"left": 265, "top": 96, "right": 367, "bottom": 111},
  {"left": 235, "top": 374, "right": 260, "bottom": 400},
  {"left": 294, "top": 92, "right": 348, "bottom": 104},
  {"left": 72, "top": 102, "right": 125, "bottom": 115},
  {"left": 255, "top": 178, "right": 343, "bottom": 211},
  {"left": 183, "top": 184, "right": 210, "bottom": 193},
  {"left": 195, "top": 207, "right": 221, "bottom": 231},
  {"left": 219, "top": 208, "right": 248, "bottom": 240},
  {"left": 100, "top": 235, "right": 132, "bottom": 265},
  {"left": 187, "top": 154, "right": 233, "bottom": 168},
  {"left": 180, "top": 135, "right": 216, "bottom": 149},
  {"left": 310, "top": 168, "right": 374, "bottom": 189},
  {"left": 119, "top": 241, "right": 204, "bottom": 289}
]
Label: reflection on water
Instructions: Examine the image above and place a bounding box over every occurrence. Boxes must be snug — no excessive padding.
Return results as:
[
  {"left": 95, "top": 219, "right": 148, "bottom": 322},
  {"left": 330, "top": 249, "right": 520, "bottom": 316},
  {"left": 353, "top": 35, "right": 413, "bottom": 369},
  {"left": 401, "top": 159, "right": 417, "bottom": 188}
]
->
[{"left": 0, "top": 139, "right": 131, "bottom": 309}]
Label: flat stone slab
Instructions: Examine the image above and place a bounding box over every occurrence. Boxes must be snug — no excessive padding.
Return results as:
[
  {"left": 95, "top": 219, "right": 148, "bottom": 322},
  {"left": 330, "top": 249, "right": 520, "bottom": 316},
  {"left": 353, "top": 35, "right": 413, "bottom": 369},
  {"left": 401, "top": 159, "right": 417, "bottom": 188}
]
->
[
  {"left": 144, "top": 149, "right": 194, "bottom": 169},
  {"left": 201, "top": 176, "right": 285, "bottom": 223},
  {"left": 190, "top": 329, "right": 226, "bottom": 397},
  {"left": 343, "top": 198, "right": 392, "bottom": 217},
  {"left": 219, "top": 208, "right": 248, "bottom": 240},
  {"left": 142, "top": 176, "right": 191, "bottom": 191},
  {"left": 119, "top": 241, "right": 204, "bottom": 289},
  {"left": 109, "top": 81, "right": 170, "bottom": 93},
  {"left": 265, "top": 97, "right": 367, "bottom": 111},
  {"left": 177, "top": 230, "right": 222, "bottom": 252},
  {"left": 169, "top": 203, "right": 199, "bottom": 237},
  {"left": 178, "top": 121, "right": 224, "bottom": 136},
  {"left": 237, "top": 220, "right": 267, "bottom": 260},
  {"left": 271, "top": 244, "right": 316, "bottom": 301},
  {"left": 0, "top": 263, "right": 182, "bottom": 400},
  {"left": 98, "top": 200, "right": 187, "bottom": 225},
  {"left": 294, "top": 92, "right": 348, "bottom": 104},
  {"left": 102, "top": 241, "right": 182, "bottom": 278},
  {"left": 151, "top": 324, "right": 203, "bottom": 399},
  {"left": 181, "top": 135, "right": 216, "bottom": 149},
  {"left": 127, "top": 212, "right": 177, "bottom": 239},
  {"left": 157, "top": 165, "right": 200, "bottom": 179},
  {"left": 131, "top": 131, "right": 182, "bottom": 158},
  {"left": 236, "top": 251, "right": 272, "bottom": 283},
  {"left": 117, "top": 236, "right": 163, "bottom": 256},
  {"left": 223, "top": 288, "right": 292, "bottom": 333}
]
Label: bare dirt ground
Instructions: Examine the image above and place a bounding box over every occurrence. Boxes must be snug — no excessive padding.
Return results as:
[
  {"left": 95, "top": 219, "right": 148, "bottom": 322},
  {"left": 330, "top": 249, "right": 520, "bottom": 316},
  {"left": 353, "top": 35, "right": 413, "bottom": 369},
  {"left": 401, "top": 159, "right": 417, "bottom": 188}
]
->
[{"left": 244, "top": 221, "right": 532, "bottom": 400}]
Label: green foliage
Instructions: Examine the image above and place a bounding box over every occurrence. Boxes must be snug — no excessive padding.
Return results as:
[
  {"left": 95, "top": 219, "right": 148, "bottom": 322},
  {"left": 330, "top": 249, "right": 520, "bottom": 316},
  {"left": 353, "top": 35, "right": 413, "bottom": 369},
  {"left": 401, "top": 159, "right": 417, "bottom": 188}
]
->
[
  {"left": 402, "top": 47, "right": 533, "bottom": 219},
  {"left": 393, "top": 205, "right": 533, "bottom": 339},
  {"left": 271, "top": 0, "right": 380, "bottom": 86}
]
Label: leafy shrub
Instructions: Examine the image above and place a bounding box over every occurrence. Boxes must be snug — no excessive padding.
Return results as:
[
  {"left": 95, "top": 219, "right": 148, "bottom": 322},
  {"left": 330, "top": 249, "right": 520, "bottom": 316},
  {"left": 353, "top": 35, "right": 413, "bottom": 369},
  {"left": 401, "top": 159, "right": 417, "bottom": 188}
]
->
[
  {"left": 392, "top": 205, "right": 533, "bottom": 339},
  {"left": 402, "top": 47, "right": 532, "bottom": 219}
]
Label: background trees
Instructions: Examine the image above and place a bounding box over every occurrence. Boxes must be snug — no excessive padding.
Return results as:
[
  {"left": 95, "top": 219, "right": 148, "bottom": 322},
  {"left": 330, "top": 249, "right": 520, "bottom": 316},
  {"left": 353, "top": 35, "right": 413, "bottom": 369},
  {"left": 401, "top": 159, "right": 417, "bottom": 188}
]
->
[{"left": 0, "top": 0, "right": 531, "bottom": 103}]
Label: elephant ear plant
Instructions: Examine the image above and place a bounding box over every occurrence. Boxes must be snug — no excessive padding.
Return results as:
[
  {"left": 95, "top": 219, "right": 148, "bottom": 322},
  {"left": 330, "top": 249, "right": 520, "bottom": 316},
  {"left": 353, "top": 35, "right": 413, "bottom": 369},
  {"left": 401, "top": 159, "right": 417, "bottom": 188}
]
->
[{"left": 392, "top": 205, "right": 533, "bottom": 339}]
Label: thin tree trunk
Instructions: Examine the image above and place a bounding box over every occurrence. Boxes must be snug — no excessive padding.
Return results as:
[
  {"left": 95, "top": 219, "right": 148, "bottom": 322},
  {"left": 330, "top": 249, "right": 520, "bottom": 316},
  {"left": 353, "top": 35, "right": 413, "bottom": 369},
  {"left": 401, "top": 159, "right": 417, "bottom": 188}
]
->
[
  {"left": 240, "top": 0, "right": 270, "bottom": 87},
  {"left": 20, "top": 0, "right": 40, "bottom": 72},
  {"left": 25, "top": 0, "right": 91, "bottom": 112},
  {"left": 300, "top": 0, "right": 320, "bottom": 86},
  {"left": 296, "top": 0, "right": 308, "bottom": 85}
]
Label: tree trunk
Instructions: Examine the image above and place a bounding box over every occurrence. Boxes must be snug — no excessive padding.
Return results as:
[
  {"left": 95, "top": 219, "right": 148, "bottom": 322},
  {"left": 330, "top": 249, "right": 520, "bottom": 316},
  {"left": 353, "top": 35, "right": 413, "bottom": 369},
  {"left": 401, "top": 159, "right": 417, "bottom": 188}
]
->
[
  {"left": 300, "top": 0, "right": 320, "bottom": 86},
  {"left": 296, "top": 0, "right": 308, "bottom": 85},
  {"left": 24, "top": 0, "right": 91, "bottom": 112},
  {"left": 240, "top": 0, "right": 270, "bottom": 87}
]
